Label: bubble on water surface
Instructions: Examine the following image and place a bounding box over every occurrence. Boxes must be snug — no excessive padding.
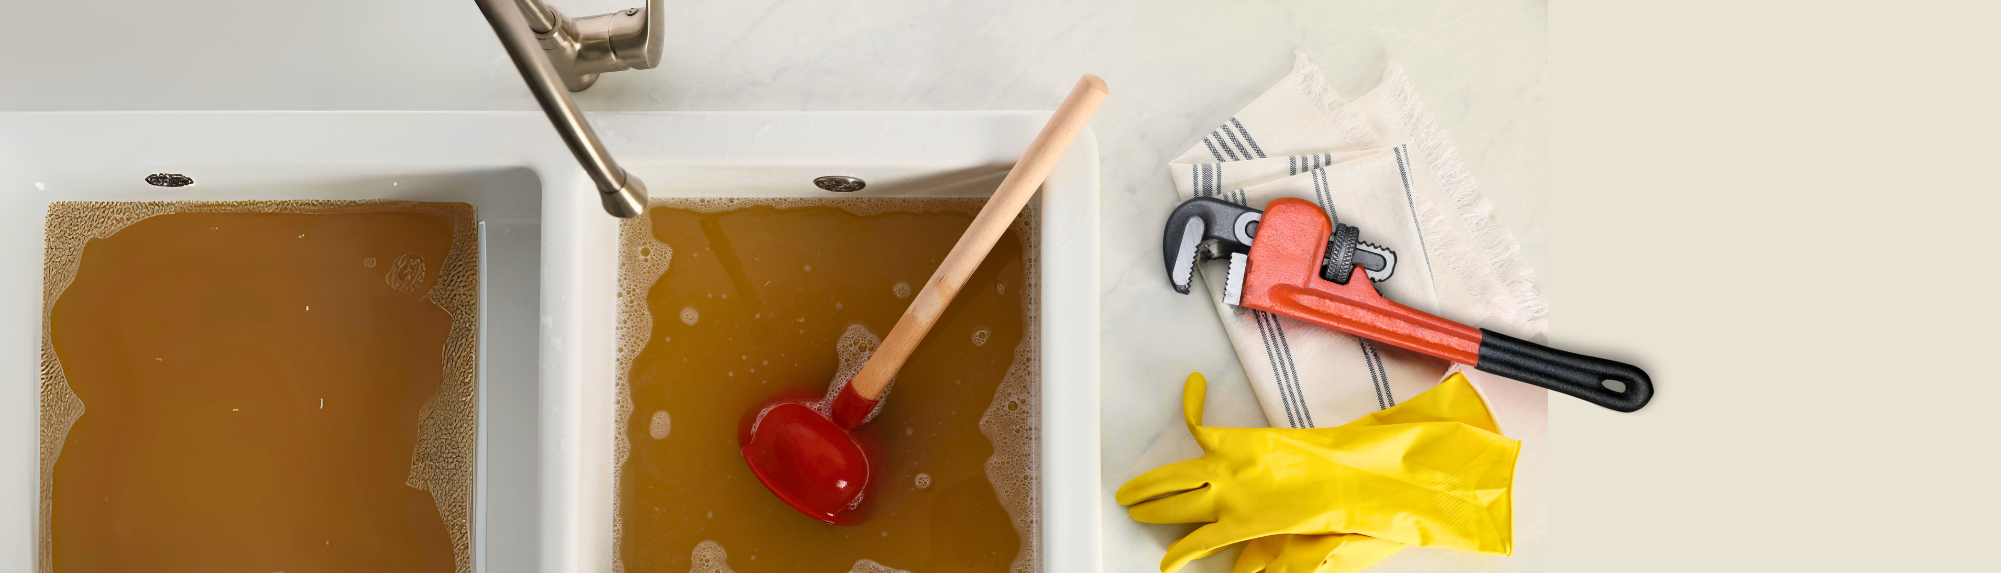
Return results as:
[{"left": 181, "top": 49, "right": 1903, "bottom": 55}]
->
[
  {"left": 649, "top": 410, "right": 672, "bottom": 440},
  {"left": 680, "top": 306, "right": 700, "bottom": 326},
  {"left": 363, "top": 257, "right": 377, "bottom": 268},
  {"left": 851, "top": 559, "right": 912, "bottom": 573},
  {"left": 892, "top": 282, "right": 911, "bottom": 299},
  {"left": 971, "top": 329, "right": 991, "bottom": 347},
  {"left": 914, "top": 473, "right": 932, "bottom": 489},
  {"left": 384, "top": 254, "right": 427, "bottom": 293},
  {"left": 690, "top": 540, "right": 735, "bottom": 573}
]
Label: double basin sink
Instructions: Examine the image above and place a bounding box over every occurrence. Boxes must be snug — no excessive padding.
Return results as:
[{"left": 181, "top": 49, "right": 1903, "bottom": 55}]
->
[{"left": 0, "top": 111, "right": 1101, "bottom": 572}]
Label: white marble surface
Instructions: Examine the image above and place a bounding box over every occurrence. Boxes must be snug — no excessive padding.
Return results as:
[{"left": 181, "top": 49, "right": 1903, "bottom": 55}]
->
[{"left": 0, "top": 1, "right": 1546, "bottom": 571}]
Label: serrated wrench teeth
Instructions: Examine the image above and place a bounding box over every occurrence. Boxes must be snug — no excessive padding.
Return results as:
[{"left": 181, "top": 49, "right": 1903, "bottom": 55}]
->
[
  {"left": 1163, "top": 197, "right": 1263, "bottom": 296},
  {"left": 1356, "top": 241, "right": 1397, "bottom": 282},
  {"left": 1222, "top": 252, "right": 1247, "bottom": 306}
]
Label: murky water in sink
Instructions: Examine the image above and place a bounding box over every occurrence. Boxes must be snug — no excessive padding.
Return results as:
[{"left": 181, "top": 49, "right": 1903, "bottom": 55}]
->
[
  {"left": 615, "top": 198, "right": 1039, "bottom": 573},
  {"left": 39, "top": 201, "right": 479, "bottom": 573}
]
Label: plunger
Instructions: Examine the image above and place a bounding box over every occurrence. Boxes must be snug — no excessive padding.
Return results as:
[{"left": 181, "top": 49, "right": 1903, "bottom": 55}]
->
[{"left": 738, "top": 75, "right": 1108, "bottom": 525}]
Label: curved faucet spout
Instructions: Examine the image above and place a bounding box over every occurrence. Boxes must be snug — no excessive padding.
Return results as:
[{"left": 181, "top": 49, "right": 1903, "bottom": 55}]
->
[{"left": 476, "top": 0, "right": 658, "bottom": 218}]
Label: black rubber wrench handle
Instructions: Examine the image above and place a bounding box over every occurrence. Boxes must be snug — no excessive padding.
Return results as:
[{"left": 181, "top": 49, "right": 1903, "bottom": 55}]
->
[{"left": 1475, "top": 330, "right": 1654, "bottom": 412}]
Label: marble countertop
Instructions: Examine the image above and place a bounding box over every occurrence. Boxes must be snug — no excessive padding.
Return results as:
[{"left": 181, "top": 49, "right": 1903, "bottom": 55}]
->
[{"left": 2, "top": 1, "right": 1546, "bottom": 571}]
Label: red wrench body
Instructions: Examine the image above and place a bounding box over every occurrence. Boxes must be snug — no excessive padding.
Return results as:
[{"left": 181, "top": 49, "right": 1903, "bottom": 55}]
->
[
  {"left": 1240, "top": 199, "right": 1482, "bottom": 364},
  {"left": 1236, "top": 198, "right": 1652, "bottom": 412}
]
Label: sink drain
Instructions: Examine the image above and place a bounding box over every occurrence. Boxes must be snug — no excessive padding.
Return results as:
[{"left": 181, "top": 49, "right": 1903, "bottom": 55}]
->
[
  {"left": 813, "top": 175, "right": 865, "bottom": 193},
  {"left": 145, "top": 173, "right": 194, "bottom": 187}
]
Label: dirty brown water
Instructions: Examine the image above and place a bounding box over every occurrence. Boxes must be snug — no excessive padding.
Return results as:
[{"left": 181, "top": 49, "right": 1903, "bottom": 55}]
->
[
  {"left": 616, "top": 198, "right": 1039, "bottom": 573},
  {"left": 40, "top": 202, "right": 479, "bottom": 573}
]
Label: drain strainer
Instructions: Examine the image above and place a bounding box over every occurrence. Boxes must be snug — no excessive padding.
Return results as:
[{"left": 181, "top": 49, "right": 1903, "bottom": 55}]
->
[
  {"left": 813, "top": 175, "right": 865, "bottom": 193},
  {"left": 145, "top": 173, "right": 194, "bottom": 187}
]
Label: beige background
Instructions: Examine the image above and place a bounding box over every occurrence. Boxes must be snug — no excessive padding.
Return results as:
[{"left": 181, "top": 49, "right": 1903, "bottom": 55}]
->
[{"left": 1548, "top": 1, "right": 2000, "bottom": 570}]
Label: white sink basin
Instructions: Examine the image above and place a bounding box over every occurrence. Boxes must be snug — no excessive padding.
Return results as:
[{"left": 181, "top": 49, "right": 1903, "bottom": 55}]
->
[{"left": 0, "top": 111, "right": 1100, "bottom": 573}]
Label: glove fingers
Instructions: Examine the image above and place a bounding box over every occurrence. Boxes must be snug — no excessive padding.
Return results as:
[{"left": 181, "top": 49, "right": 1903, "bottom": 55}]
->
[
  {"left": 1127, "top": 482, "right": 1218, "bottom": 524},
  {"left": 1283, "top": 535, "right": 1403, "bottom": 573},
  {"left": 1182, "top": 372, "right": 1209, "bottom": 429},
  {"left": 1114, "top": 458, "right": 1211, "bottom": 506},
  {"left": 1162, "top": 522, "right": 1260, "bottom": 573},
  {"left": 1232, "top": 536, "right": 1284, "bottom": 573},
  {"left": 1324, "top": 538, "right": 1404, "bottom": 573}
]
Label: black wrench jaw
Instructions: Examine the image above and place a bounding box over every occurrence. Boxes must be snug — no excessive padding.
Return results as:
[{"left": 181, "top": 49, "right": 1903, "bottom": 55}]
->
[{"left": 1163, "top": 197, "right": 1262, "bottom": 294}]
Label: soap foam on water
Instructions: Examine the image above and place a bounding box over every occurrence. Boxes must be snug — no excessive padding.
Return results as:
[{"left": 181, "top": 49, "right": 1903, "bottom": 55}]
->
[
  {"left": 851, "top": 559, "right": 915, "bottom": 573},
  {"left": 649, "top": 410, "right": 672, "bottom": 440},
  {"left": 614, "top": 197, "right": 1041, "bottom": 573},
  {"left": 816, "top": 323, "right": 886, "bottom": 420},
  {"left": 384, "top": 253, "right": 428, "bottom": 294},
  {"left": 612, "top": 209, "right": 676, "bottom": 573},
  {"left": 689, "top": 540, "right": 734, "bottom": 573}
]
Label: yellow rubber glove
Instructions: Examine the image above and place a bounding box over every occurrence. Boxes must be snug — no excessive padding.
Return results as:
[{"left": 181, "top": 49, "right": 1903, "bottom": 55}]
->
[
  {"left": 1231, "top": 372, "right": 1512, "bottom": 573},
  {"left": 1118, "top": 372, "right": 1519, "bottom": 573}
]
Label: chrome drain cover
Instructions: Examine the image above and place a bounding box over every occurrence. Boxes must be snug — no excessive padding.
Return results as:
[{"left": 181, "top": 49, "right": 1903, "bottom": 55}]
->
[
  {"left": 813, "top": 175, "right": 865, "bottom": 193},
  {"left": 145, "top": 173, "right": 195, "bottom": 187}
]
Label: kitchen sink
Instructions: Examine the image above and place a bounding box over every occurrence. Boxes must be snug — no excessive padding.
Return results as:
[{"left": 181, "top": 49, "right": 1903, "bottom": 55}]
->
[{"left": 0, "top": 111, "right": 1099, "bottom": 573}]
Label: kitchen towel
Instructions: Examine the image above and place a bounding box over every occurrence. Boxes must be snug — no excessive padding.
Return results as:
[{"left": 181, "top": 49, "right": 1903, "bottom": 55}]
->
[{"left": 1169, "top": 53, "right": 1547, "bottom": 429}]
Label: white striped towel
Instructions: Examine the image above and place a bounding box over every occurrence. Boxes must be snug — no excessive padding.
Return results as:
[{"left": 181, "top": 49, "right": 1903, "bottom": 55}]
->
[{"left": 1169, "top": 53, "right": 1548, "bottom": 429}]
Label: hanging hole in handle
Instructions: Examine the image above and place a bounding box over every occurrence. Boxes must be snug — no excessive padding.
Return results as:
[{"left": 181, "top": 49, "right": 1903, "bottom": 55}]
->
[{"left": 1602, "top": 379, "right": 1627, "bottom": 393}]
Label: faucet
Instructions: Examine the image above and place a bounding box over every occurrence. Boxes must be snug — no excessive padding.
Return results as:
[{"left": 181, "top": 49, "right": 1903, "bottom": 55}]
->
[{"left": 475, "top": 0, "right": 663, "bottom": 218}]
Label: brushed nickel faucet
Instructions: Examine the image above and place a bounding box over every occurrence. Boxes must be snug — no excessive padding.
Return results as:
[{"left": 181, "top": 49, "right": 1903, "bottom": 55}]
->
[{"left": 476, "top": 0, "right": 662, "bottom": 218}]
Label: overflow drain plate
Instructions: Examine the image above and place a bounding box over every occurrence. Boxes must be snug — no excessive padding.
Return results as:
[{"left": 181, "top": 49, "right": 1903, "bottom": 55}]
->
[
  {"left": 145, "top": 173, "right": 195, "bottom": 187},
  {"left": 813, "top": 175, "right": 865, "bottom": 193}
]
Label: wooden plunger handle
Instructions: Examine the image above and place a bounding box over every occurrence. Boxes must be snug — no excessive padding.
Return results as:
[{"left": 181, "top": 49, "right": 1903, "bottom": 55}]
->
[{"left": 848, "top": 75, "right": 1109, "bottom": 400}]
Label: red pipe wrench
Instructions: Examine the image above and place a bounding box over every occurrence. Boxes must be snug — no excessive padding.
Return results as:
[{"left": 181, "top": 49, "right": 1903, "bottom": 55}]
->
[{"left": 1165, "top": 197, "right": 1653, "bottom": 412}]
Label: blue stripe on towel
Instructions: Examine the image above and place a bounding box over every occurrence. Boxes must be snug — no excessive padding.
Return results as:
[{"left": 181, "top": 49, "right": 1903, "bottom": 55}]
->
[
  {"left": 1363, "top": 341, "right": 1395, "bottom": 407},
  {"left": 1230, "top": 118, "right": 1267, "bottom": 158},
  {"left": 1250, "top": 310, "right": 1302, "bottom": 428},
  {"left": 1360, "top": 339, "right": 1388, "bottom": 410},
  {"left": 1392, "top": 145, "right": 1437, "bottom": 291},
  {"left": 1268, "top": 316, "right": 1315, "bottom": 428}
]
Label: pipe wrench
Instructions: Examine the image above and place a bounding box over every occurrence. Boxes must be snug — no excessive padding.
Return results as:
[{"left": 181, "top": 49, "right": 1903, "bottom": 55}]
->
[
  {"left": 1164, "top": 196, "right": 1653, "bottom": 412},
  {"left": 1165, "top": 197, "right": 1397, "bottom": 296}
]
